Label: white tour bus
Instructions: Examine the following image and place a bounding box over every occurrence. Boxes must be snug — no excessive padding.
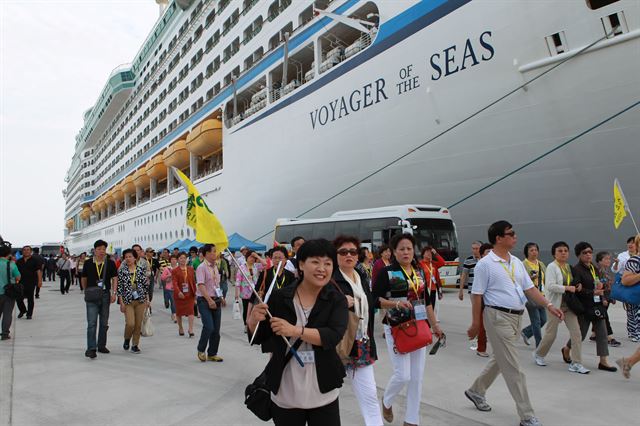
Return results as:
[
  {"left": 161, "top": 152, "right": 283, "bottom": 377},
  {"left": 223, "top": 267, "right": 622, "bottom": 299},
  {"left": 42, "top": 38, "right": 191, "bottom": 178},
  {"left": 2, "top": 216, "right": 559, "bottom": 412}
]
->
[{"left": 274, "top": 205, "right": 460, "bottom": 287}]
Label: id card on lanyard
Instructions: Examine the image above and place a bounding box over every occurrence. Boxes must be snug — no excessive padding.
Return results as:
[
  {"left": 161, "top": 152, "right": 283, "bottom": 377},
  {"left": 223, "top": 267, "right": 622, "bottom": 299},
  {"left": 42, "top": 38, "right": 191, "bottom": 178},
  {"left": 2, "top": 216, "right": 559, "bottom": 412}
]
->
[
  {"left": 501, "top": 260, "right": 527, "bottom": 305},
  {"left": 589, "top": 264, "right": 601, "bottom": 303},
  {"left": 95, "top": 259, "right": 105, "bottom": 289}
]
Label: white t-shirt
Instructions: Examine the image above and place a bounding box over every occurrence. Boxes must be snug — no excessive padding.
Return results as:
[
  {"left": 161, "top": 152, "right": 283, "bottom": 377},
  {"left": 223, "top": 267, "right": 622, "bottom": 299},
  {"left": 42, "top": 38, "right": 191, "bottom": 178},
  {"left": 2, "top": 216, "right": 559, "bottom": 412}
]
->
[
  {"left": 612, "top": 250, "right": 631, "bottom": 274},
  {"left": 472, "top": 250, "right": 534, "bottom": 310}
]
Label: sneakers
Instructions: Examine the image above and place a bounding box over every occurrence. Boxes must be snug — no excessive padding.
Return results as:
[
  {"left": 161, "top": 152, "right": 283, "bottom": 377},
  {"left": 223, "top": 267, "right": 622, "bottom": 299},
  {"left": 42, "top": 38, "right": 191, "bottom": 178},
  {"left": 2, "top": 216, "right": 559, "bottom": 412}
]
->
[
  {"left": 381, "top": 399, "right": 393, "bottom": 423},
  {"left": 521, "top": 331, "right": 530, "bottom": 346},
  {"left": 476, "top": 351, "right": 489, "bottom": 358},
  {"left": 197, "top": 352, "right": 207, "bottom": 362},
  {"left": 568, "top": 363, "right": 590, "bottom": 374},
  {"left": 207, "top": 355, "right": 223, "bottom": 362},
  {"left": 616, "top": 357, "right": 632, "bottom": 379},
  {"left": 131, "top": 346, "right": 141, "bottom": 354},
  {"left": 520, "top": 416, "right": 542, "bottom": 426},
  {"left": 464, "top": 389, "right": 491, "bottom": 412},
  {"left": 532, "top": 351, "right": 547, "bottom": 367},
  {"left": 85, "top": 349, "right": 97, "bottom": 359},
  {"left": 123, "top": 339, "right": 130, "bottom": 351},
  {"left": 469, "top": 338, "right": 478, "bottom": 351}
]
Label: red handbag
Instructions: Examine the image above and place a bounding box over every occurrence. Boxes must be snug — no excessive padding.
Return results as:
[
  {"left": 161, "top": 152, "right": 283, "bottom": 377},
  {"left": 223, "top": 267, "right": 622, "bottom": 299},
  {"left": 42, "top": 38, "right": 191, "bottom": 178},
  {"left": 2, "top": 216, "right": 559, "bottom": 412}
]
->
[{"left": 391, "top": 319, "right": 433, "bottom": 354}]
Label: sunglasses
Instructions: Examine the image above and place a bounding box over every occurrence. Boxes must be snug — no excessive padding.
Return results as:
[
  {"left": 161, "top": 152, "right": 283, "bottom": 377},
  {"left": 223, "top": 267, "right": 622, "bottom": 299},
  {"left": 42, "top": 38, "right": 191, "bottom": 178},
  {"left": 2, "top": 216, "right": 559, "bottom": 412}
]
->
[
  {"left": 581, "top": 250, "right": 593, "bottom": 255},
  {"left": 337, "top": 249, "right": 358, "bottom": 256},
  {"left": 503, "top": 231, "right": 516, "bottom": 237}
]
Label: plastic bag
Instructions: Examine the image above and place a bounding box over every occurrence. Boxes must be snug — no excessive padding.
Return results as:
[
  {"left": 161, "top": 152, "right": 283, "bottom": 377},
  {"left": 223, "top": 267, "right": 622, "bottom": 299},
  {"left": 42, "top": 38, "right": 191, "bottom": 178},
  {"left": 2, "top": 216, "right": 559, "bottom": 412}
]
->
[
  {"left": 141, "top": 308, "right": 154, "bottom": 337},
  {"left": 233, "top": 300, "right": 241, "bottom": 320}
]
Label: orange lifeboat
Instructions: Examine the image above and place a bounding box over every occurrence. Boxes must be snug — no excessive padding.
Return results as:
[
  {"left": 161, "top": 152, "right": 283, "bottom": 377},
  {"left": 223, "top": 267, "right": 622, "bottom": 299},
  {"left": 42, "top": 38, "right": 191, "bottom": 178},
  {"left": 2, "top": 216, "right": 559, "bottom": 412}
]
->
[
  {"left": 112, "top": 183, "right": 124, "bottom": 202},
  {"left": 80, "top": 207, "right": 92, "bottom": 220},
  {"left": 122, "top": 175, "right": 135, "bottom": 195},
  {"left": 162, "top": 138, "right": 190, "bottom": 169},
  {"left": 145, "top": 154, "right": 166, "bottom": 180},
  {"left": 103, "top": 189, "right": 115, "bottom": 207},
  {"left": 65, "top": 219, "right": 74, "bottom": 230},
  {"left": 133, "top": 166, "right": 150, "bottom": 188},
  {"left": 186, "top": 119, "right": 223, "bottom": 157}
]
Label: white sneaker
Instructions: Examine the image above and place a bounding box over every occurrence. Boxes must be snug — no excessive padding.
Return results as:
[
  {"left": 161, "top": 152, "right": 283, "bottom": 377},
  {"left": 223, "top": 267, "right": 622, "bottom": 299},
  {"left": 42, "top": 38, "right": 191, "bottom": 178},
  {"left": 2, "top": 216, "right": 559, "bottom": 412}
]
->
[
  {"left": 469, "top": 338, "right": 478, "bottom": 351},
  {"left": 521, "top": 331, "right": 530, "bottom": 346},
  {"left": 476, "top": 351, "right": 490, "bottom": 358},
  {"left": 568, "top": 363, "right": 590, "bottom": 374},
  {"left": 532, "top": 351, "right": 547, "bottom": 366},
  {"left": 520, "top": 416, "right": 542, "bottom": 426}
]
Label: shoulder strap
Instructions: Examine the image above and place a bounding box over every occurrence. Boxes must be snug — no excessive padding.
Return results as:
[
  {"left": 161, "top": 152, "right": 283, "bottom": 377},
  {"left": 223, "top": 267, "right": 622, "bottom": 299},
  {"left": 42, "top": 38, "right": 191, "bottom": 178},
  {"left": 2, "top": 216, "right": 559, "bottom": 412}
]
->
[
  {"left": 259, "top": 269, "right": 268, "bottom": 294},
  {"left": 6, "top": 261, "right": 11, "bottom": 284},
  {"left": 283, "top": 338, "right": 305, "bottom": 365}
]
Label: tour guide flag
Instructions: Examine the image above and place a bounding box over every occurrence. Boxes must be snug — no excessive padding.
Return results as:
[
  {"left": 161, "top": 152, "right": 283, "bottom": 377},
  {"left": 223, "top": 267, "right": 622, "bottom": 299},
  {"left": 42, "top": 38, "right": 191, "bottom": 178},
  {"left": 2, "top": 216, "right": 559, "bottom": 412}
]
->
[
  {"left": 172, "top": 167, "right": 228, "bottom": 250},
  {"left": 614, "top": 178, "right": 628, "bottom": 229}
]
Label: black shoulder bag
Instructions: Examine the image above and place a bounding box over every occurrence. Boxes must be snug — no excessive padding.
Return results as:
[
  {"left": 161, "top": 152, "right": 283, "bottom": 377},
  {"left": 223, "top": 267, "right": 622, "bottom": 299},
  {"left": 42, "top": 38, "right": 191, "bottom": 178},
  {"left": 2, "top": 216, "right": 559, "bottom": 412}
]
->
[
  {"left": 244, "top": 338, "right": 304, "bottom": 421},
  {"left": 84, "top": 260, "right": 105, "bottom": 303},
  {"left": 4, "top": 261, "right": 23, "bottom": 299}
]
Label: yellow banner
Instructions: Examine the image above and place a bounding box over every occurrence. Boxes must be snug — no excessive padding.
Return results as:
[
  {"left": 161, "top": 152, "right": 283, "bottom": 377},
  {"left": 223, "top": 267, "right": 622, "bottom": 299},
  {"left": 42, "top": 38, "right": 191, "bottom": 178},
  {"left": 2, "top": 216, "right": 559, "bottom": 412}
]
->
[
  {"left": 614, "top": 178, "right": 627, "bottom": 229},
  {"left": 173, "top": 168, "right": 228, "bottom": 250}
]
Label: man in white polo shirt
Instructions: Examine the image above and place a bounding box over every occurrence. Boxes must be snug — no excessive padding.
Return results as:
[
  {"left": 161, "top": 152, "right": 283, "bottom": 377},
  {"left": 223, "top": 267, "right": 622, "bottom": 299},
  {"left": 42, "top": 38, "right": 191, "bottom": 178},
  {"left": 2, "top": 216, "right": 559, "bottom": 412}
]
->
[{"left": 464, "top": 220, "right": 563, "bottom": 426}]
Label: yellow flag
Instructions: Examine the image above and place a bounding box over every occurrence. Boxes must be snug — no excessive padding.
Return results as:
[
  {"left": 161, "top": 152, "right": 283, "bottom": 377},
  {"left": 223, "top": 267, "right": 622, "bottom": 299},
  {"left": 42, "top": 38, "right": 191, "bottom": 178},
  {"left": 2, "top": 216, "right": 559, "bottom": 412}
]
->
[
  {"left": 172, "top": 167, "right": 228, "bottom": 250},
  {"left": 614, "top": 178, "right": 628, "bottom": 229}
]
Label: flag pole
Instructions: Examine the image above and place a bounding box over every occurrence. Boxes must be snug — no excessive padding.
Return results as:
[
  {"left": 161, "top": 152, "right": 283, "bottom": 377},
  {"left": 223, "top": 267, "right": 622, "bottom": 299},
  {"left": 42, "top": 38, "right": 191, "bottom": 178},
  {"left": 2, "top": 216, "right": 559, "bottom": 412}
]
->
[
  {"left": 249, "top": 260, "right": 283, "bottom": 345},
  {"left": 226, "top": 249, "right": 303, "bottom": 366},
  {"left": 618, "top": 178, "right": 640, "bottom": 234},
  {"left": 627, "top": 207, "right": 640, "bottom": 234}
]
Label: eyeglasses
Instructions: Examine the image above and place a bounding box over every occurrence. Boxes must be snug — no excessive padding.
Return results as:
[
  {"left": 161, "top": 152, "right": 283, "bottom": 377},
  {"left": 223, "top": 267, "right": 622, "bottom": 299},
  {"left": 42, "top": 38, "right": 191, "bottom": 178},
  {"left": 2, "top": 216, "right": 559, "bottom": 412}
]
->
[
  {"left": 337, "top": 249, "right": 358, "bottom": 256},
  {"left": 503, "top": 231, "right": 516, "bottom": 237}
]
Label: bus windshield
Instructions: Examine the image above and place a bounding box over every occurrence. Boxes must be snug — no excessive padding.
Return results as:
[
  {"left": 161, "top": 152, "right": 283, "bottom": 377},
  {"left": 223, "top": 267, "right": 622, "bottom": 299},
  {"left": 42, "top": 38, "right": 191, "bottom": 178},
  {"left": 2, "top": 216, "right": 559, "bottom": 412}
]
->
[{"left": 409, "top": 218, "right": 458, "bottom": 261}]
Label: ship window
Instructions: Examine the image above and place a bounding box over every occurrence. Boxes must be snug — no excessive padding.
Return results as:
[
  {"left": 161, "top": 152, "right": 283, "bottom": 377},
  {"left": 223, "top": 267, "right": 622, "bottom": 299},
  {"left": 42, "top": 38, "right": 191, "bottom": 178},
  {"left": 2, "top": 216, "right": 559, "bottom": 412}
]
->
[
  {"left": 181, "top": 230, "right": 185, "bottom": 238},
  {"left": 601, "top": 11, "right": 628, "bottom": 37},
  {"left": 586, "top": 0, "right": 620, "bottom": 9},
  {"left": 545, "top": 31, "right": 568, "bottom": 56},
  {"left": 181, "top": 206, "right": 184, "bottom": 215}
]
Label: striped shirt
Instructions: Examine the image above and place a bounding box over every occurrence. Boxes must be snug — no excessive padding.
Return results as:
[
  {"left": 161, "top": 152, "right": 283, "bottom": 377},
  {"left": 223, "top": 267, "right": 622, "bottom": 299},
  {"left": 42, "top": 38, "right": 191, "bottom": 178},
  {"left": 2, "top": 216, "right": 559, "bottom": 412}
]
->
[
  {"left": 624, "top": 255, "right": 640, "bottom": 275},
  {"left": 462, "top": 255, "right": 479, "bottom": 287}
]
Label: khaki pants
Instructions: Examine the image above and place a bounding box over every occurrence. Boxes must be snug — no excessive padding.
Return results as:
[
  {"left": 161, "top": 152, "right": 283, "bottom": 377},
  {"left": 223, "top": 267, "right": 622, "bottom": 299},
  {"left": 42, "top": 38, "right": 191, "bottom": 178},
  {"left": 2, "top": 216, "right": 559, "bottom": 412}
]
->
[
  {"left": 470, "top": 308, "right": 535, "bottom": 421},
  {"left": 124, "top": 300, "right": 146, "bottom": 346},
  {"left": 536, "top": 305, "right": 582, "bottom": 363}
]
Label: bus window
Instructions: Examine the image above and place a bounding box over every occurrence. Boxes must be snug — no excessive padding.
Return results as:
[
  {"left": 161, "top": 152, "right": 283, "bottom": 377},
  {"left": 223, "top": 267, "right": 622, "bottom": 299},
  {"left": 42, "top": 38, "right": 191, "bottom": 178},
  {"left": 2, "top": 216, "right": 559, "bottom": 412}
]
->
[
  {"left": 334, "top": 220, "right": 360, "bottom": 238},
  {"left": 312, "top": 222, "right": 335, "bottom": 239},
  {"left": 293, "top": 223, "right": 313, "bottom": 240},
  {"left": 359, "top": 218, "right": 399, "bottom": 243},
  {"left": 409, "top": 218, "right": 458, "bottom": 261},
  {"left": 275, "top": 225, "right": 295, "bottom": 245}
]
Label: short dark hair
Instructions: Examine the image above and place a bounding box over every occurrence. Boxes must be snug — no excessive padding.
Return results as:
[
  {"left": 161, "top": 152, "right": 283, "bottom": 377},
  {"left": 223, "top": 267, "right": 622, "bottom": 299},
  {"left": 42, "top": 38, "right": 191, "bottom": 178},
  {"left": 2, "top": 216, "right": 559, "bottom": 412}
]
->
[
  {"left": 198, "top": 247, "right": 205, "bottom": 255},
  {"left": 420, "top": 246, "right": 433, "bottom": 257},
  {"left": 202, "top": 244, "right": 216, "bottom": 255},
  {"left": 358, "top": 247, "right": 369, "bottom": 263},
  {"left": 178, "top": 251, "right": 188, "bottom": 259},
  {"left": 628, "top": 236, "right": 636, "bottom": 244},
  {"left": 94, "top": 239, "right": 108, "bottom": 249},
  {"left": 291, "top": 236, "right": 305, "bottom": 247},
  {"left": 523, "top": 242, "right": 539, "bottom": 259},
  {"left": 132, "top": 244, "right": 142, "bottom": 251},
  {"left": 22, "top": 245, "right": 32, "bottom": 250},
  {"left": 390, "top": 233, "right": 415, "bottom": 251},
  {"left": 296, "top": 239, "right": 336, "bottom": 266},
  {"left": 551, "top": 241, "right": 569, "bottom": 256},
  {"left": 170, "top": 254, "right": 179, "bottom": 260},
  {"left": 333, "top": 235, "right": 360, "bottom": 250},
  {"left": 189, "top": 246, "right": 198, "bottom": 253},
  {"left": 173, "top": 247, "right": 180, "bottom": 251},
  {"left": 487, "top": 220, "right": 512, "bottom": 244},
  {"left": 162, "top": 248, "right": 170, "bottom": 254},
  {"left": 377, "top": 244, "right": 390, "bottom": 257},
  {"left": 122, "top": 248, "right": 137, "bottom": 259},
  {"left": 479, "top": 243, "right": 494, "bottom": 255},
  {"left": 596, "top": 251, "right": 610, "bottom": 264},
  {"left": 271, "top": 246, "right": 288, "bottom": 259},
  {"left": 33, "top": 247, "right": 40, "bottom": 254},
  {"left": 0, "top": 245, "right": 11, "bottom": 257},
  {"left": 244, "top": 249, "right": 255, "bottom": 260},
  {"left": 574, "top": 241, "right": 593, "bottom": 257}
]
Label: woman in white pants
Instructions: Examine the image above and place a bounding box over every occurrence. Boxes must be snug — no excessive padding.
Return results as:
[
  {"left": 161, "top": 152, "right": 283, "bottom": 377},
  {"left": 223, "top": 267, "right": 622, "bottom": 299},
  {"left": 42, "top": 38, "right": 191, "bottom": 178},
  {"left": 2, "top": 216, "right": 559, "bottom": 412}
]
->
[
  {"left": 372, "top": 233, "right": 444, "bottom": 426},
  {"left": 333, "top": 236, "right": 383, "bottom": 426}
]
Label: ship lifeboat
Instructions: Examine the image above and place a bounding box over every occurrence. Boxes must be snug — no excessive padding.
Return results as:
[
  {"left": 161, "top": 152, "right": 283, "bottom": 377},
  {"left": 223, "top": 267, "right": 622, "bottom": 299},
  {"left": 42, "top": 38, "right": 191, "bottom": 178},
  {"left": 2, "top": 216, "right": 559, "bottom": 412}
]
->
[
  {"left": 162, "top": 138, "right": 190, "bottom": 169},
  {"left": 112, "top": 183, "right": 124, "bottom": 202},
  {"left": 133, "top": 166, "right": 150, "bottom": 188},
  {"left": 65, "top": 219, "right": 74, "bottom": 230},
  {"left": 103, "top": 189, "right": 115, "bottom": 206},
  {"left": 186, "top": 119, "right": 222, "bottom": 157},
  {"left": 122, "top": 175, "right": 135, "bottom": 195},
  {"left": 145, "top": 154, "right": 166, "bottom": 180},
  {"left": 80, "top": 207, "right": 92, "bottom": 220}
]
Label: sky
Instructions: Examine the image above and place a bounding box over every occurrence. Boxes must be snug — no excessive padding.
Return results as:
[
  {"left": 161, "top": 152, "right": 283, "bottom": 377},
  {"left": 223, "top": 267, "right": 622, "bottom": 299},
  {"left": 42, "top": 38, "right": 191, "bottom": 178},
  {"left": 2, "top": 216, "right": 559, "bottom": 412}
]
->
[{"left": 0, "top": 0, "right": 160, "bottom": 246}]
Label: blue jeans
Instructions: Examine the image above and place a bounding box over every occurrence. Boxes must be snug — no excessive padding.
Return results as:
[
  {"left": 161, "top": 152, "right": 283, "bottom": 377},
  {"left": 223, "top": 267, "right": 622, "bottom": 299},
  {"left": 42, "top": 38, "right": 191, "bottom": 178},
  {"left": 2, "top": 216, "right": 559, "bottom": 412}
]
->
[
  {"left": 86, "top": 292, "right": 111, "bottom": 350},
  {"left": 164, "top": 289, "right": 176, "bottom": 314},
  {"left": 220, "top": 280, "right": 229, "bottom": 298},
  {"left": 523, "top": 302, "right": 547, "bottom": 347},
  {"left": 197, "top": 297, "right": 221, "bottom": 356}
]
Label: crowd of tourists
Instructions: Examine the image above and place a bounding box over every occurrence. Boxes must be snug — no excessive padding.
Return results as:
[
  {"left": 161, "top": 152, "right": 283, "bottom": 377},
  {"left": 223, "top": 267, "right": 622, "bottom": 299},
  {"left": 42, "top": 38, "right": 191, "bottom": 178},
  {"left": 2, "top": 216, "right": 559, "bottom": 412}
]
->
[{"left": 1, "top": 224, "right": 639, "bottom": 426}]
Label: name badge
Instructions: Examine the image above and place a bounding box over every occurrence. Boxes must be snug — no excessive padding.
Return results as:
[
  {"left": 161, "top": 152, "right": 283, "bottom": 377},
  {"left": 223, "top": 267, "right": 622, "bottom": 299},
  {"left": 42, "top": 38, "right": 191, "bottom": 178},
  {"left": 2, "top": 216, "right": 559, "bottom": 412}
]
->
[
  {"left": 182, "top": 283, "right": 189, "bottom": 293},
  {"left": 298, "top": 350, "right": 315, "bottom": 364},
  {"left": 413, "top": 301, "right": 427, "bottom": 321},
  {"left": 515, "top": 285, "right": 527, "bottom": 305},
  {"left": 97, "top": 280, "right": 103, "bottom": 288},
  {"left": 215, "top": 288, "right": 223, "bottom": 298},
  {"left": 593, "top": 295, "right": 601, "bottom": 303},
  {"left": 132, "top": 290, "right": 140, "bottom": 300}
]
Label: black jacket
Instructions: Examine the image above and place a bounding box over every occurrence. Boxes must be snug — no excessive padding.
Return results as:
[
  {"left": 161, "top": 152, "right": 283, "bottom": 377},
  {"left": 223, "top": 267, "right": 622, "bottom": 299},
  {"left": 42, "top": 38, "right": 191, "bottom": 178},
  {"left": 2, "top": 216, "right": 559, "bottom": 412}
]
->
[
  {"left": 573, "top": 262, "right": 602, "bottom": 312},
  {"left": 251, "top": 280, "right": 348, "bottom": 394},
  {"left": 332, "top": 268, "right": 378, "bottom": 361}
]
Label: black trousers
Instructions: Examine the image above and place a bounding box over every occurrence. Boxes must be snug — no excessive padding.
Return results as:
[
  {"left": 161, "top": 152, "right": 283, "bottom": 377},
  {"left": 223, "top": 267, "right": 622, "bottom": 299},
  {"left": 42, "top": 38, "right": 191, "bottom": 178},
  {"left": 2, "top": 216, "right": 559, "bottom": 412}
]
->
[
  {"left": 16, "top": 284, "right": 36, "bottom": 317},
  {"left": 47, "top": 269, "right": 55, "bottom": 281},
  {"left": 59, "top": 270, "right": 71, "bottom": 294},
  {"left": 272, "top": 398, "right": 340, "bottom": 426},
  {"left": 242, "top": 298, "right": 250, "bottom": 325},
  {"left": 0, "top": 295, "right": 15, "bottom": 336}
]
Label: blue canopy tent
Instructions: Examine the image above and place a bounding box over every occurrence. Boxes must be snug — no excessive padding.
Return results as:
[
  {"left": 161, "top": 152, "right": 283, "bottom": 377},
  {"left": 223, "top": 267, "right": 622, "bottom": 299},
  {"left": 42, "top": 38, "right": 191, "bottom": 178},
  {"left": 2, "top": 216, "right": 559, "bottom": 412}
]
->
[
  {"left": 178, "top": 239, "right": 203, "bottom": 252},
  {"left": 165, "top": 239, "right": 187, "bottom": 251},
  {"left": 227, "top": 233, "right": 266, "bottom": 252}
]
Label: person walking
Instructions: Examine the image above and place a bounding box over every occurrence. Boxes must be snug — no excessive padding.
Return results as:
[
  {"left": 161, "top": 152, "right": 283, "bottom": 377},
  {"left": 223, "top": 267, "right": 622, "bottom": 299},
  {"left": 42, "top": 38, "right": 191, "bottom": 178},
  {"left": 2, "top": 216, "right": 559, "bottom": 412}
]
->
[
  {"left": 117, "top": 248, "right": 149, "bottom": 354},
  {"left": 217, "top": 252, "right": 231, "bottom": 298},
  {"left": 333, "top": 236, "right": 383, "bottom": 426},
  {"left": 371, "top": 244, "right": 391, "bottom": 285},
  {"left": 533, "top": 242, "right": 588, "bottom": 373},
  {"left": 81, "top": 240, "right": 118, "bottom": 359},
  {"left": 76, "top": 253, "right": 86, "bottom": 287},
  {"left": 593, "top": 251, "right": 621, "bottom": 346},
  {"left": 253, "top": 246, "right": 295, "bottom": 303},
  {"left": 0, "top": 243, "right": 20, "bottom": 340},
  {"left": 57, "top": 252, "right": 72, "bottom": 294},
  {"left": 458, "top": 241, "right": 482, "bottom": 300},
  {"left": 520, "top": 243, "right": 547, "bottom": 348},
  {"left": 32, "top": 247, "right": 45, "bottom": 298},
  {"left": 465, "top": 221, "right": 563, "bottom": 426},
  {"left": 172, "top": 252, "right": 196, "bottom": 337},
  {"left": 235, "top": 250, "right": 265, "bottom": 326},
  {"left": 248, "top": 239, "right": 348, "bottom": 425},
  {"left": 284, "top": 236, "right": 305, "bottom": 276},
  {"left": 373, "top": 233, "right": 443, "bottom": 426},
  {"left": 195, "top": 244, "right": 225, "bottom": 362},
  {"left": 16, "top": 246, "right": 42, "bottom": 320},
  {"left": 356, "top": 247, "right": 373, "bottom": 283},
  {"left": 46, "top": 254, "right": 57, "bottom": 282},
  {"left": 161, "top": 255, "right": 177, "bottom": 322},
  {"left": 614, "top": 236, "right": 640, "bottom": 341},
  {"left": 418, "top": 246, "right": 445, "bottom": 318}
]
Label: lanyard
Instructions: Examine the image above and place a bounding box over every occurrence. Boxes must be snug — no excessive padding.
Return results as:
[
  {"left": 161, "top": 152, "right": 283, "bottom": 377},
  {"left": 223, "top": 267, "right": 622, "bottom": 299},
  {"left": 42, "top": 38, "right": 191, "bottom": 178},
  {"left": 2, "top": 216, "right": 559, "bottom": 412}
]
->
[
  {"left": 500, "top": 260, "right": 516, "bottom": 284},
  {"left": 556, "top": 261, "right": 572, "bottom": 286},
  {"left": 524, "top": 259, "right": 544, "bottom": 285},
  {"left": 274, "top": 268, "right": 286, "bottom": 289},
  {"left": 129, "top": 266, "right": 137, "bottom": 290},
  {"left": 205, "top": 261, "right": 218, "bottom": 289},
  {"left": 588, "top": 264, "right": 599, "bottom": 283},
  {"left": 94, "top": 259, "right": 104, "bottom": 280},
  {"left": 401, "top": 265, "right": 420, "bottom": 295}
]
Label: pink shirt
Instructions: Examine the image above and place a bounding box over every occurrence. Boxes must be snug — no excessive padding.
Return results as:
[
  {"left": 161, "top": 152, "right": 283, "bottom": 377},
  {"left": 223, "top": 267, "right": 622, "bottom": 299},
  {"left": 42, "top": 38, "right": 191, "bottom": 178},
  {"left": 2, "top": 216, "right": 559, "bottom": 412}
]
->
[
  {"left": 195, "top": 260, "right": 220, "bottom": 297},
  {"left": 161, "top": 267, "right": 173, "bottom": 291}
]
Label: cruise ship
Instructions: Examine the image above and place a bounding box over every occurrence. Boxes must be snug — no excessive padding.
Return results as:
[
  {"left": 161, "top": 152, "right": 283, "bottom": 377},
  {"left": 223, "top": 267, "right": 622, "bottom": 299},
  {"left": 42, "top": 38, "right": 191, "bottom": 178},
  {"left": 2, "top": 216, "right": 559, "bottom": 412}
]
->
[{"left": 64, "top": 0, "right": 640, "bottom": 256}]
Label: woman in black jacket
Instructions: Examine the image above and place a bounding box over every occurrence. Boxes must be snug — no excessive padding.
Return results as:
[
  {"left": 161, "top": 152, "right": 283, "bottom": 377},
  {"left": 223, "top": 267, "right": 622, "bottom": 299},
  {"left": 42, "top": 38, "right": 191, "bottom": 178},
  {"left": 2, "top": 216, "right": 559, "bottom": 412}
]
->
[
  {"left": 248, "top": 239, "right": 348, "bottom": 426},
  {"left": 332, "top": 235, "right": 383, "bottom": 426}
]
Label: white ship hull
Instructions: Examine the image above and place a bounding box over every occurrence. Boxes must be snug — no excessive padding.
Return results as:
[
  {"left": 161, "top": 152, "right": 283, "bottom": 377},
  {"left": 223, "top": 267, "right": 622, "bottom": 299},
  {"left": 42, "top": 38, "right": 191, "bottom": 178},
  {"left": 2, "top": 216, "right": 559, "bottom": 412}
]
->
[{"left": 66, "top": 0, "right": 640, "bottom": 256}]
